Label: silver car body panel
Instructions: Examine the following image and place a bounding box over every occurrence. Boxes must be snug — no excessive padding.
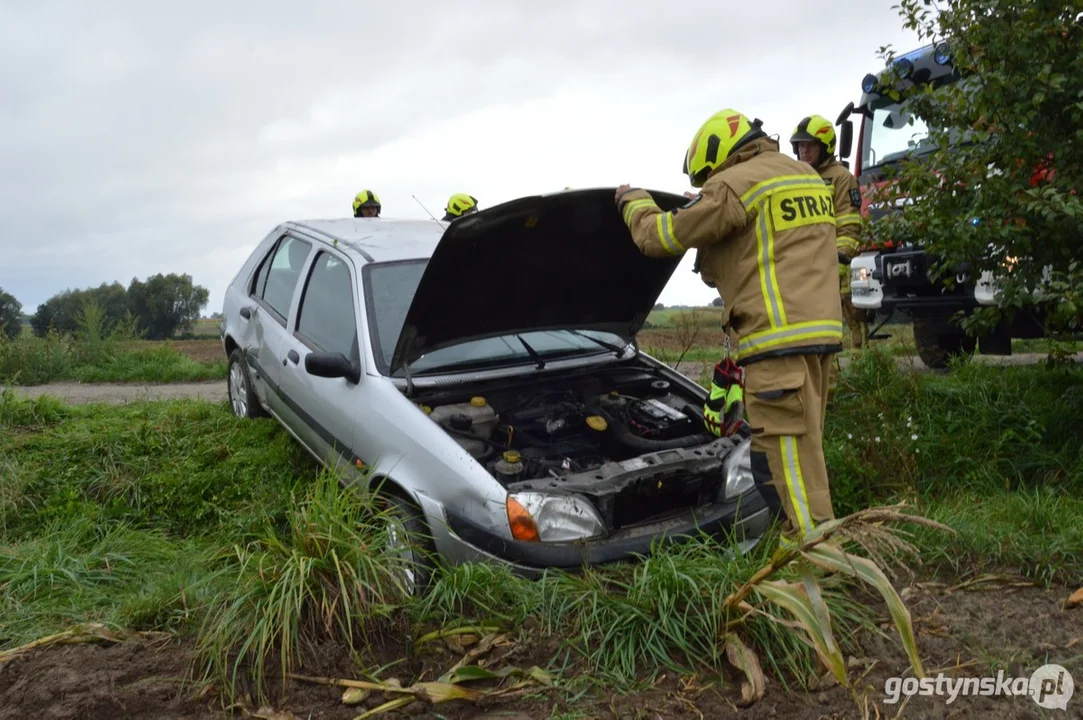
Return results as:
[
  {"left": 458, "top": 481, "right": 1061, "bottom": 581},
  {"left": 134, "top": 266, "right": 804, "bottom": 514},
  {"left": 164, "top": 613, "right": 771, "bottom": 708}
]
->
[{"left": 222, "top": 213, "right": 768, "bottom": 573}]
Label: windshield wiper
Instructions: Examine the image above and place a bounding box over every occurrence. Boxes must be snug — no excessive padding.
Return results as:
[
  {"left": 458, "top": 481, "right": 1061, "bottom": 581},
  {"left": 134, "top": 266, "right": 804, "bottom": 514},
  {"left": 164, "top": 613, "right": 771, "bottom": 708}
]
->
[
  {"left": 516, "top": 335, "right": 546, "bottom": 370},
  {"left": 569, "top": 330, "right": 629, "bottom": 358}
]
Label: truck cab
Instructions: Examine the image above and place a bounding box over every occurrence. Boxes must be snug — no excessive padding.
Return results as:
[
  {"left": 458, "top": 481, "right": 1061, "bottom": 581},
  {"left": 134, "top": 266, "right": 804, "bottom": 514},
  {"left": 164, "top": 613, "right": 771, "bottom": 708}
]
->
[{"left": 835, "top": 42, "right": 1050, "bottom": 368}]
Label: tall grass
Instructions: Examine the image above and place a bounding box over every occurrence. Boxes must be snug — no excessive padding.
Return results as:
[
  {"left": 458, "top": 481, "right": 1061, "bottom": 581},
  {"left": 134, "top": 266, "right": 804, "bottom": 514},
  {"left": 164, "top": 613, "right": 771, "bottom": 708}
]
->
[{"left": 193, "top": 470, "right": 414, "bottom": 703}]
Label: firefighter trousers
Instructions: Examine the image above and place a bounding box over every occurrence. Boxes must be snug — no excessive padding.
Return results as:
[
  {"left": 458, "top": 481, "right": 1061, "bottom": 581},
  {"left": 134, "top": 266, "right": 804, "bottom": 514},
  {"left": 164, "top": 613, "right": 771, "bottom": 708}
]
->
[{"left": 743, "top": 353, "right": 836, "bottom": 541}]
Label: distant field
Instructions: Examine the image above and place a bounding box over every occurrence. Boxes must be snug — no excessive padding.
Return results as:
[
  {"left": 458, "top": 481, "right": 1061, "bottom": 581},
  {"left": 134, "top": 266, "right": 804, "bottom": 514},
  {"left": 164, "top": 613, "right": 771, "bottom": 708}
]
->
[{"left": 180, "top": 317, "right": 220, "bottom": 338}]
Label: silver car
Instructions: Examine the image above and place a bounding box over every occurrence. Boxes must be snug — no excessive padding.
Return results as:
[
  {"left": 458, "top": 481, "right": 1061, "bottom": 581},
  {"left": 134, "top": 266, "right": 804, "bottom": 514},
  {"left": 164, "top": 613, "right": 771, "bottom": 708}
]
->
[{"left": 219, "top": 188, "right": 771, "bottom": 590}]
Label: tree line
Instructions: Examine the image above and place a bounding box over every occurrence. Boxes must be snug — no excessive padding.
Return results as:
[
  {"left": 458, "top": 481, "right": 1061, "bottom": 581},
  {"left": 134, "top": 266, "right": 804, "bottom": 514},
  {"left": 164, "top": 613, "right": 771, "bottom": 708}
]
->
[{"left": 0, "top": 273, "right": 210, "bottom": 342}]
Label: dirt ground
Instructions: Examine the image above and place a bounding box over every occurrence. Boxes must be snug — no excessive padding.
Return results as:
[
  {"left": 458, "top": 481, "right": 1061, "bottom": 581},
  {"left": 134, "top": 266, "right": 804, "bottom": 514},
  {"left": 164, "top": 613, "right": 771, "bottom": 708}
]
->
[{"left": 2, "top": 572, "right": 1080, "bottom": 719}]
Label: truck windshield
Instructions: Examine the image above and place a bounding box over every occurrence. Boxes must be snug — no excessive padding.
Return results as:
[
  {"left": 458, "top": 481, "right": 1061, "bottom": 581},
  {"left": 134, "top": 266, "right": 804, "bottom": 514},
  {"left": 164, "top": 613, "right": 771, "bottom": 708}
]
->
[
  {"left": 860, "top": 71, "right": 965, "bottom": 173},
  {"left": 862, "top": 97, "right": 934, "bottom": 170}
]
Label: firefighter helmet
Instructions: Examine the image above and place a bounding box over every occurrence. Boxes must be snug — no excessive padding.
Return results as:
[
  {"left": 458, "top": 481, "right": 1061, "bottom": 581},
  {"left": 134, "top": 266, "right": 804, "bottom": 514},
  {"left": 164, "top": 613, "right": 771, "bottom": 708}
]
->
[
  {"left": 682, "top": 109, "right": 766, "bottom": 188},
  {"left": 790, "top": 115, "right": 836, "bottom": 158},
  {"left": 442, "top": 193, "right": 478, "bottom": 221},
  {"left": 352, "top": 190, "right": 381, "bottom": 216}
]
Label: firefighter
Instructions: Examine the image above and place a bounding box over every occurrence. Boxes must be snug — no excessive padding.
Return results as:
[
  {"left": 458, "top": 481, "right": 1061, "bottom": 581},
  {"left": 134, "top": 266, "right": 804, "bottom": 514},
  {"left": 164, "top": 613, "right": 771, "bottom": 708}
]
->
[
  {"left": 615, "top": 109, "right": 843, "bottom": 548},
  {"left": 353, "top": 190, "right": 381, "bottom": 218},
  {"left": 790, "top": 115, "right": 867, "bottom": 349},
  {"left": 442, "top": 193, "right": 479, "bottom": 221}
]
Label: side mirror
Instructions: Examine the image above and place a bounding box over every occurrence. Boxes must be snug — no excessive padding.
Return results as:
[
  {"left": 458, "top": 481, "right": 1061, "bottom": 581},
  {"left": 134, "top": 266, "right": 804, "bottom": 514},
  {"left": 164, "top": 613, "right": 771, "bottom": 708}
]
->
[
  {"left": 305, "top": 351, "right": 361, "bottom": 384},
  {"left": 835, "top": 102, "right": 855, "bottom": 160}
]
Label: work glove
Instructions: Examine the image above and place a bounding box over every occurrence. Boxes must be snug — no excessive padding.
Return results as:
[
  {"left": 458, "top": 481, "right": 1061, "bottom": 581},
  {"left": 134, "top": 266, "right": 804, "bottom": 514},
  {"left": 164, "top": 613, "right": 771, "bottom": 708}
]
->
[{"left": 703, "top": 357, "right": 746, "bottom": 438}]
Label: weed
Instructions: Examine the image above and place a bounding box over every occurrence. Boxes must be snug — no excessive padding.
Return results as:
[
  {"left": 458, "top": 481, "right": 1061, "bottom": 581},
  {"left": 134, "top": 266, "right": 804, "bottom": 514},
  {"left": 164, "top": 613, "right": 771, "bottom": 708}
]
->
[{"left": 193, "top": 469, "right": 413, "bottom": 704}]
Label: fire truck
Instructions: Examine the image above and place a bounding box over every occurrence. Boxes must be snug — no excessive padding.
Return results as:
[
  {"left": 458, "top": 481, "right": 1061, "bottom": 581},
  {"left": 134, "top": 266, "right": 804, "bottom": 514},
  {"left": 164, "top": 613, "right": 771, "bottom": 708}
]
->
[{"left": 834, "top": 41, "right": 1054, "bottom": 368}]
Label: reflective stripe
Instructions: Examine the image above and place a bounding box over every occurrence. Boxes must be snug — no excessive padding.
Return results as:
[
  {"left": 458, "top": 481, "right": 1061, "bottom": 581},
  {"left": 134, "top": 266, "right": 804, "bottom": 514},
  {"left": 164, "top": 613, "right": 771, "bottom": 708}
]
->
[
  {"left": 755, "top": 202, "right": 786, "bottom": 328},
  {"left": 741, "top": 174, "right": 827, "bottom": 209},
  {"left": 781, "top": 435, "right": 815, "bottom": 536},
  {"left": 622, "top": 198, "right": 655, "bottom": 227},
  {"left": 655, "top": 212, "right": 684, "bottom": 255},
  {"left": 738, "top": 320, "right": 844, "bottom": 357},
  {"left": 836, "top": 212, "right": 863, "bottom": 227},
  {"left": 837, "top": 237, "right": 862, "bottom": 252}
]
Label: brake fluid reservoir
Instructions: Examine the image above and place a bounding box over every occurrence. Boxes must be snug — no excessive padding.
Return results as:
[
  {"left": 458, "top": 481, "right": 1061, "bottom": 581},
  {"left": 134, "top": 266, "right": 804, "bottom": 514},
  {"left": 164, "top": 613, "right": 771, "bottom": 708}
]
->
[
  {"left": 494, "top": 450, "right": 523, "bottom": 483},
  {"left": 430, "top": 396, "right": 498, "bottom": 439}
]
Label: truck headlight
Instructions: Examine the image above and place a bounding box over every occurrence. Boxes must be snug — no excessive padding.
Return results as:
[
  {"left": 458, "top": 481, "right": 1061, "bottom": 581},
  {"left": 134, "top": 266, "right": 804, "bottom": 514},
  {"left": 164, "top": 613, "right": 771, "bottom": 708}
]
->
[
  {"left": 722, "top": 437, "right": 755, "bottom": 500},
  {"left": 506, "top": 492, "right": 605, "bottom": 542},
  {"left": 852, "top": 267, "right": 871, "bottom": 282}
]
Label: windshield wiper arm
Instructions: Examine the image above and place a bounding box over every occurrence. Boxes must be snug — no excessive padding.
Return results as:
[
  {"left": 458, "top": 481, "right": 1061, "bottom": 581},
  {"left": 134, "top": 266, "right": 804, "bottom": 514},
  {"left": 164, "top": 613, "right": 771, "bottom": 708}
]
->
[
  {"left": 569, "top": 330, "right": 628, "bottom": 358},
  {"left": 516, "top": 335, "right": 546, "bottom": 369}
]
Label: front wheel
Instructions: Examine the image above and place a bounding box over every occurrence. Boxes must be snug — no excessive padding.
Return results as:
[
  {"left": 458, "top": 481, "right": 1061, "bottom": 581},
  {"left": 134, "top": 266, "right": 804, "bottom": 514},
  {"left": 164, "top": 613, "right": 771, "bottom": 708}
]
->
[
  {"left": 912, "top": 317, "right": 976, "bottom": 370},
  {"left": 227, "top": 348, "right": 267, "bottom": 419},
  {"left": 382, "top": 493, "right": 438, "bottom": 596}
]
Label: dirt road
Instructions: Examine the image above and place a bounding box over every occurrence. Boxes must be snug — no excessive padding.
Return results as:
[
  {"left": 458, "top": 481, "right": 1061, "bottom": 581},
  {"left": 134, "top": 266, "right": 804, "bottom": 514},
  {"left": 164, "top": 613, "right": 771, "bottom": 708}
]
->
[
  {"left": 2, "top": 352, "right": 1079, "bottom": 406},
  {"left": 1, "top": 381, "right": 229, "bottom": 405}
]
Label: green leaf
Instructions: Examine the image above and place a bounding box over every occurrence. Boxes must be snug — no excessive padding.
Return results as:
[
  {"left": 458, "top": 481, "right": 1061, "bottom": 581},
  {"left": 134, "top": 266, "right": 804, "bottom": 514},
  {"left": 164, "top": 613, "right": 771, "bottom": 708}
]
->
[{"left": 802, "top": 545, "right": 925, "bottom": 679}]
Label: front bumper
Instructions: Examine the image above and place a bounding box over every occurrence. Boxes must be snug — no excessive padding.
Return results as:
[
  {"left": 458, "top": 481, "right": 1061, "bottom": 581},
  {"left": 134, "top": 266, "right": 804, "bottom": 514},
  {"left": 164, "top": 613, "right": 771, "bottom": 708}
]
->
[{"left": 444, "top": 490, "right": 770, "bottom": 572}]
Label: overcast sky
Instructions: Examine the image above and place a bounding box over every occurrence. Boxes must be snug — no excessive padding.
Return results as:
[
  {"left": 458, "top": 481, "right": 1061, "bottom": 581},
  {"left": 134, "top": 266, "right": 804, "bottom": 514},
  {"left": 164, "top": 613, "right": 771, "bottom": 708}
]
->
[{"left": 0, "top": 0, "right": 922, "bottom": 317}]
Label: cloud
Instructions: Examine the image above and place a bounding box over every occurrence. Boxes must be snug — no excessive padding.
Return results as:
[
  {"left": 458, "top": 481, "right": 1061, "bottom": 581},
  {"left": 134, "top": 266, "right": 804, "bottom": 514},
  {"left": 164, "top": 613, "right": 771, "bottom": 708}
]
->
[{"left": 0, "top": 0, "right": 922, "bottom": 316}]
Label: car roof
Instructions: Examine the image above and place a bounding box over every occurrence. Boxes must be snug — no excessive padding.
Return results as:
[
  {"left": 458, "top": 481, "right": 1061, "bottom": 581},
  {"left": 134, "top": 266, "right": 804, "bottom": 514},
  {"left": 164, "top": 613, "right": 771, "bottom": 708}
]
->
[{"left": 285, "top": 217, "right": 445, "bottom": 264}]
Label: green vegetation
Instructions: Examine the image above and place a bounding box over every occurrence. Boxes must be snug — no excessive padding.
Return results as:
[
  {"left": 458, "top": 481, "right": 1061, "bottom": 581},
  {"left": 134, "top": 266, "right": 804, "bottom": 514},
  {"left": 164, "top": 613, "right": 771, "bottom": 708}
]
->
[
  {"left": 2, "top": 349, "right": 1081, "bottom": 713},
  {"left": 0, "top": 302, "right": 225, "bottom": 385},
  {"left": 873, "top": 0, "right": 1083, "bottom": 340}
]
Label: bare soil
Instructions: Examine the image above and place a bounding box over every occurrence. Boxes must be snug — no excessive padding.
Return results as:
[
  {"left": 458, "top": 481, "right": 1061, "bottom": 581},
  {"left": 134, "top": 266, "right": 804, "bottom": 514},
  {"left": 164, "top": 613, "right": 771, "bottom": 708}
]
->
[{"left": 2, "top": 572, "right": 1080, "bottom": 719}]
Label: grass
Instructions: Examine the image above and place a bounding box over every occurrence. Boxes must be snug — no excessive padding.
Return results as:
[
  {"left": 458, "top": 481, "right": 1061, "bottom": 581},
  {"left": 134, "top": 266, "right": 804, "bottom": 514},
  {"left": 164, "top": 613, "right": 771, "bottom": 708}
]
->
[
  {"left": 2, "top": 351, "right": 1083, "bottom": 710},
  {"left": 0, "top": 332, "right": 225, "bottom": 386}
]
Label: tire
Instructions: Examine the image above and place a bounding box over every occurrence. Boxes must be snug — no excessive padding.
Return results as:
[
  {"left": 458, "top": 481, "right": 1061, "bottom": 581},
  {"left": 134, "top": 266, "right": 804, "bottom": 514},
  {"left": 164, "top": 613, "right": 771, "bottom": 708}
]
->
[
  {"left": 227, "top": 348, "right": 267, "bottom": 419},
  {"left": 381, "top": 493, "right": 439, "bottom": 597},
  {"left": 912, "top": 317, "right": 976, "bottom": 369}
]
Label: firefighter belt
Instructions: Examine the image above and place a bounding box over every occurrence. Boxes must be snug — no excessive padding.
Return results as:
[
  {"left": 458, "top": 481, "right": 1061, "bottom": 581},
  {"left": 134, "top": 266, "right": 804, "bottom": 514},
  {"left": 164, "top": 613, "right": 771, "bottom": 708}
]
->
[{"left": 703, "top": 357, "right": 746, "bottom": 437}]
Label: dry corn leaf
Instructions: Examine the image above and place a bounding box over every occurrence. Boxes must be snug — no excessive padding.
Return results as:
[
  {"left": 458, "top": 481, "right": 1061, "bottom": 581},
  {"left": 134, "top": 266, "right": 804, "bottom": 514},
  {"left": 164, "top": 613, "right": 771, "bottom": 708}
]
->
[
  {"left": 724, "top": 634, "right": 765, "bottom": 707},
  {"left": 1065, "top": 588, "right": 1083, "bottom": 609},
  {"left": 251, "top": 707, "right": 301, "bottom": 720},
  {"left": 341, "top": 688, "right": 370, "bottom": 705}
]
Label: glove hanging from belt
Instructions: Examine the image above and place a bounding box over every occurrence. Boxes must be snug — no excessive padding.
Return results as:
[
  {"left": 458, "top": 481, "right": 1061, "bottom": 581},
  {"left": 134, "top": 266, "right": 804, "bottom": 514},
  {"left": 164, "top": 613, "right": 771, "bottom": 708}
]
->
[{"left": 703, "top": 356, "right": 746, "bottom": 438}]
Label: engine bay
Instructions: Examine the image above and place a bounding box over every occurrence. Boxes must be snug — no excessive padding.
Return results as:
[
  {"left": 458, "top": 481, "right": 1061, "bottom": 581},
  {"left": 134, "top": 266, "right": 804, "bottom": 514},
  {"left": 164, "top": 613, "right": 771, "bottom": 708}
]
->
[{"left": 418, "top": 369, "right": 716, "bottom": 484}]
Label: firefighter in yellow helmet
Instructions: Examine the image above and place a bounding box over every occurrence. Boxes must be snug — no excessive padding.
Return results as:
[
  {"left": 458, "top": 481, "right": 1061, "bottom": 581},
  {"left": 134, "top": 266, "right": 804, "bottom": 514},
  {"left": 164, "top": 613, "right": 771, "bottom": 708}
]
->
[
  {"left": 615, "top": 109, "right": 843, "bottom": 549},
  {"left": 353, "top": 190, "right": 381, "bottom": 218},
  {"left": 442, "top": 193, "right": 478, "bottom": 221},
  {"left": 791, "top": 115, "right": 867, "bottom": 350}
]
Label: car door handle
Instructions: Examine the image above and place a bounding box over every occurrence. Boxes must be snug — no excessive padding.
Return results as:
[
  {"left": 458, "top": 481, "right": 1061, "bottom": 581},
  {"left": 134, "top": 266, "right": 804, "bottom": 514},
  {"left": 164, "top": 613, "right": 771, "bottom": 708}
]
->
[
  {"left": 286, "top": 349, "right": 300, "bottom": 366},
  {"left": 239, "top": 307, "right": 253, "bottom": 320}
]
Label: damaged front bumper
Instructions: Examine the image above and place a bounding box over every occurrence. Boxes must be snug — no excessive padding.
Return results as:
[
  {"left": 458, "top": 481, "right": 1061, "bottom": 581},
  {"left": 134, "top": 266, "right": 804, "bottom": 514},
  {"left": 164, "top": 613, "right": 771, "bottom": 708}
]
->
[{"left": 445, "top": 490, "right": 769, "bottom": 572}]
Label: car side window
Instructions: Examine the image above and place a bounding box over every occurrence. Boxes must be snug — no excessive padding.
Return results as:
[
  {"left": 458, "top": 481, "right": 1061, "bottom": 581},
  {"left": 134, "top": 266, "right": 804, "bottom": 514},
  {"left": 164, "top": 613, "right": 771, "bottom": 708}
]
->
[
  {"left": 251, "top": 236, "right": 312, "bottom": 321},
  {"left": 296, "top": 251, "right": 359, "bottom": 363}
]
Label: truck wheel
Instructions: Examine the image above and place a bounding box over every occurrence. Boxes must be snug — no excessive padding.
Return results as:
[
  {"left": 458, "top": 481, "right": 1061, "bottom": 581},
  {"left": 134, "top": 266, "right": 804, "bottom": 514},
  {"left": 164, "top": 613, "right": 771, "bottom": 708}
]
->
[{"left": 912, "top": 318, "right": 976, "bottom": 369}]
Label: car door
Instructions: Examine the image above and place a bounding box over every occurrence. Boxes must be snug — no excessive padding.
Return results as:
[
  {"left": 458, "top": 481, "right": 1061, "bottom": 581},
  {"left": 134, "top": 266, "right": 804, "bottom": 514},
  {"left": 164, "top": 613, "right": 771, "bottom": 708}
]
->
[
  {"left": 278, "top": 248, "right": 365, "bottom": 473},
  {"left": 246, "top": 232, "right": 314, "bottom": 434}
]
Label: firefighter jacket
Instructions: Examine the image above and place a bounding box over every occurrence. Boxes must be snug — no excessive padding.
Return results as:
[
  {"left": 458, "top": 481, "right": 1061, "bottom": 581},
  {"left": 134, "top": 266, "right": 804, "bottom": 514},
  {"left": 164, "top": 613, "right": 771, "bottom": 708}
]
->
[
  {"left": 816, "top": 157, "right": 864, "bottom": 259},
  {"left": 618, "top": 136, "right": 843, "bottom": 365}
]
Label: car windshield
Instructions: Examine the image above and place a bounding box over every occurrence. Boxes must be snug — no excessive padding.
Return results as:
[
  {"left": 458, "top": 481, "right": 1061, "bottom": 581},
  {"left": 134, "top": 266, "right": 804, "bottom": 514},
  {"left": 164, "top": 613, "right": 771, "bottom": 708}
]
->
[{"left": 363, "top": 260, "right": 628, "bottom": 376}]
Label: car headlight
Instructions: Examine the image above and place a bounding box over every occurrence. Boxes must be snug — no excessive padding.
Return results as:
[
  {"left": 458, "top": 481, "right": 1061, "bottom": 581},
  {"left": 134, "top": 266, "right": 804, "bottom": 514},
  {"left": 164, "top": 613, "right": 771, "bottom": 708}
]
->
[
  {"left": 851, "top": 267, "right": 871, "bottom": 282},
  {"left": 506, "top": 491, "right": 605, "bottom": 542},
  {"left": 722, "top": 437, "right": 755, "bottom": 500}
]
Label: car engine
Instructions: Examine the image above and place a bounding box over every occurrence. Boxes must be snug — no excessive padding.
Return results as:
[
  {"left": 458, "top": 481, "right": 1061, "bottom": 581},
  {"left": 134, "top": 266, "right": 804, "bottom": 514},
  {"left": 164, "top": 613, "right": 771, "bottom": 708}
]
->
[{"left": 423, "top": 376, "right": 715, "bottom": 484}]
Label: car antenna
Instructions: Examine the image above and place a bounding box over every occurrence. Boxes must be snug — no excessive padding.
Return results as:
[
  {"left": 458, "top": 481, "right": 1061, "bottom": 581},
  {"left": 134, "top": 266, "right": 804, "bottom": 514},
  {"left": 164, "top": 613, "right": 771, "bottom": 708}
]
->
[{"left": 412, "top": 195, "right": 446, "bottom": 229}]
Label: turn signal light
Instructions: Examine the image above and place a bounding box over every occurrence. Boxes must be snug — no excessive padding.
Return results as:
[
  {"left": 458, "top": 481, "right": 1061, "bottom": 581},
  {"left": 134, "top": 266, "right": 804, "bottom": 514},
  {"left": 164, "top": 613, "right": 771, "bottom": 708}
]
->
[{"left": 506, "top": 496, "right": 540, "bottom": 542}]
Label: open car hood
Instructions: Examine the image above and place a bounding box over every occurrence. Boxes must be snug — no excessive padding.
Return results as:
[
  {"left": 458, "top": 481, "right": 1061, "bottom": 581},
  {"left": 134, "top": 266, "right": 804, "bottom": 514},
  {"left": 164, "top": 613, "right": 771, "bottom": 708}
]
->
[{"left": 389, "top": 187, "right": 689, "bottom": 375}]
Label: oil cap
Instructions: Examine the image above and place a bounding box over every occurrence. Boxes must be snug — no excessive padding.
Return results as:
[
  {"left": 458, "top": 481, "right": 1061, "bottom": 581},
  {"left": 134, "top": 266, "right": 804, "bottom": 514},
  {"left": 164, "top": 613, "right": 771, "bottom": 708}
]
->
[
  {"left": 503, "top": 450, "right": 521, "bottom": 464},
  {"left": 586, "top": 415, "right": 608, "bottom": 432},
  {"left": 471, "top": 396, "right": 487, "bottom": 407}
]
